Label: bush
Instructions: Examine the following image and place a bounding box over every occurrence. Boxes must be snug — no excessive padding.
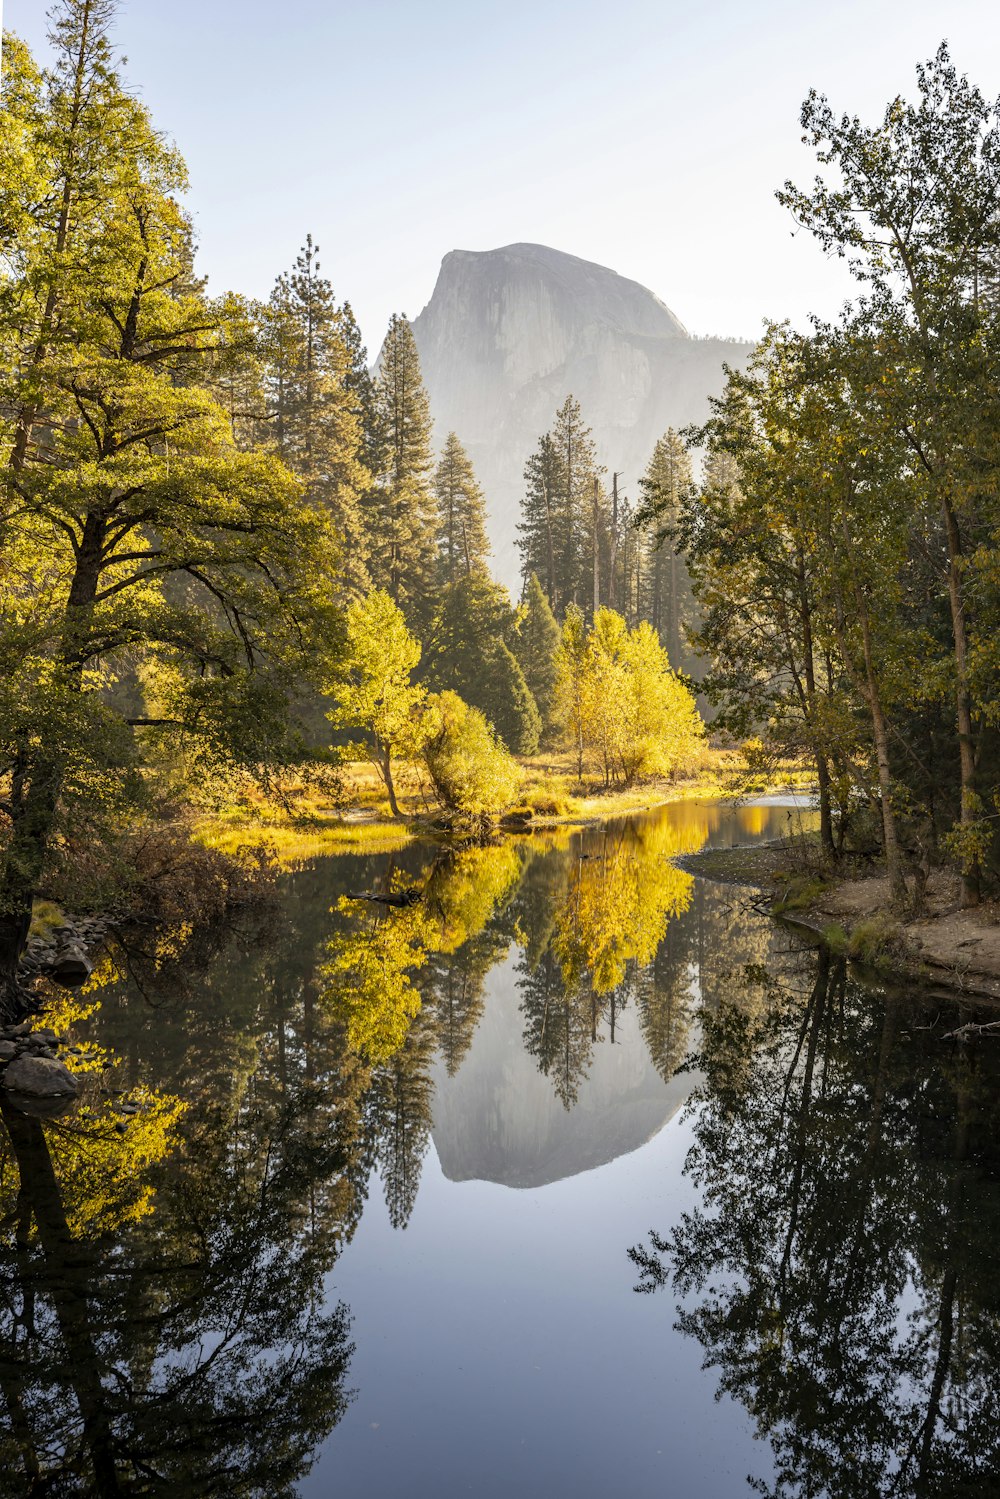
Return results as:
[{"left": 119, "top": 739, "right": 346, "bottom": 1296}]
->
[
  {"left": 847, "top": 914, "right": 903, "bottom": 968},
  {"left": 422, "top": 692, "right": 521, "bottom": 817}
]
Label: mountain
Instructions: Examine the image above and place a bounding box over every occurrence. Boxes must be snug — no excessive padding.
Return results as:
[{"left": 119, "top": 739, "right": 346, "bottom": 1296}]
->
[
  {"left": 409, "top": 242, "right": 754, "bottom": 590},
  {"left": 430, "top": 954, "right": 696, "bottom": 1190}
]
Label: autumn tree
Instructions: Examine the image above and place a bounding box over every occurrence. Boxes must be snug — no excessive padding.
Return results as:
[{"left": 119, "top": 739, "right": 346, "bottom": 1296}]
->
[
  {"left": 556, "top": 609, "right": 703, "bottom": 786},
  {"left": 422, "top": 691, "right": 521, "bottom": 816},
  {"left": 328, "top": 590, "right": 427, "bottom": 818}
]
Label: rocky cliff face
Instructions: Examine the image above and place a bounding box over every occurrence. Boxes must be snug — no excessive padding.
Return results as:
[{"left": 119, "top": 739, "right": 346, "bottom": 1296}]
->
[
  {"left": 410, "top": 243, "right": 754, "bottom": 589},
  {"left": 429, "top": 954, "right": 695, "bottom": 1189}
]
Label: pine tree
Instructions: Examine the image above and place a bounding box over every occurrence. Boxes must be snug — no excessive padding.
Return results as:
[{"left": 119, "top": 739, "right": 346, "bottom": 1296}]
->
[
  {"left": 518, "top": 398, "right": 604, "bottom": 615},
  {"left": 636, "top": 429, "right": 696, "bottom": 668},
  {"left": 433, "top": 432, "right": 490, "bottom": 583},
  {"left": 420, "top": 574, "right": 541, "bottom": 754},
  {"left": 368, "top": 313, "right": 437, "bottom": 619},
  {"left": 264, "top": 236, "right": 369, "bottom": 597},
  {"left": 337, "top": 300, "right": 384, "bottom": 480},
  {"left": 514, "top": 574, "right": 562, "bottom": 743},
  {"left": 517, "top": 432, "right": 561, "bottom": 606},
  {"left": 551, "top": 395, "right": 602, "bottom": 614}
]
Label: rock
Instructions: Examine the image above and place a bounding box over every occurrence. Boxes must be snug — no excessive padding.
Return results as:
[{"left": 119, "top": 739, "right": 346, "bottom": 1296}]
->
[
  {"left": 0, "top": 1041, "right": 16, "bottom": 1062},
  {"left": 406, "top": 243, "right": 755, "bottom": 588},
  {"left": 51, "top": 944, "right": 92, "bottom": 986},
  {"left": 2, "top": 1054, "right": 79, "bottom": 1101}
]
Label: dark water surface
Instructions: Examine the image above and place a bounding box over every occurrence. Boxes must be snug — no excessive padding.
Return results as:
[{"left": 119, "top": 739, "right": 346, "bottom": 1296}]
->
[{"left": 2, "top": 798, "right": 999, "bottom": 1498}]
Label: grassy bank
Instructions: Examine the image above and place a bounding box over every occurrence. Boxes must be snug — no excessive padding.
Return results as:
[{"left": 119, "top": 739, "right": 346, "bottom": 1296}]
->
[{"left": 195, "top": 747, "right": 812, "bottom": 868}]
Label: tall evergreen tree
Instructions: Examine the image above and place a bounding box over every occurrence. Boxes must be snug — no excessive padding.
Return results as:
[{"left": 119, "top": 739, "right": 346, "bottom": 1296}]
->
[
  {"left": 551, "top": 395, "right": 602, "bottom": 615},
  {"left": 517, "top": 432, "right": 561, "bottom": 606},
  {"left": 513, "top": 574, "right": 562, "bottom": 743},
  {"left": 636, "top": 428, "right": 696, "bottom": 668},
  {"left": 337, "top": 299, "right": 383, "bottom": 480},
  {"left": 421, "top": 574, "right": 541, "bottom": 754},
  {"left": 433, "top": 432, "right": 490, "bottom": 583},
  {"left": 518, "top": 398, "right": 604, "bottom": 615},
  {"left": 368, "top": 313, "right": 437, "bottom": 619},
  {"left": 264, "top": 236, "right": 369, "bottom": 597}
]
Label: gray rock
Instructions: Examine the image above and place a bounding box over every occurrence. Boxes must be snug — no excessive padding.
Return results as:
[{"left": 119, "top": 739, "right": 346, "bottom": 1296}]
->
[
  {"left": 51, "top": 944, "right": 92, "bottom": 986},
  {"left": 2, "top": 1054, "right": 79, "bottom": 1100},
  {"left": 406, "top": 243, "right": 755, "bottom": 589},
  {"left": 0, "top": 1041, "right": 16, "bottom": 1062}
]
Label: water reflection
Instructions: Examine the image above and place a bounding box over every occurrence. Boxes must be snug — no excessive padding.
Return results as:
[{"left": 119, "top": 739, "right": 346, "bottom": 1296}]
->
[
  {"left": 0, "top": 796, "right": 816, "bottom": 1492},
  {"left": 0, "top": 970, "right": 358, "bottom": 1494},
  {"left": 630, "top": 949, "right": 1000, "bottom": 1499}
]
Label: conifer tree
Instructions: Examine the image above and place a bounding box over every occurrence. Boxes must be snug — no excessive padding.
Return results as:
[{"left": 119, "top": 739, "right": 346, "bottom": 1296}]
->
[
  {"left": 636, "top": 429, "right": 696, "bottom": 667},
  {"left": 551, "top": 396, "right": 602, "bottom": 614},
  {"left": 433, "top": 432, "right": 490, "bottom": 583},
  {"left": 514, "top": 575, "right": 562, "bottom": 743},
  {"left": 421, "top": 574, "right": 541, "bottom": 754},
  {"left": 338, "top": 300, "right": 384, "bottom": 480},
  {"left": 368, "top": 314, "right": 437, "bottom": 619},
  {"left": 0, "top": 3, "right": 344, "bottom": 1009},
  {"left": 264, "top": 237, "right": 369, "bottom": 597},
  {"left": 517, "top": 432, "right": 561, "bottom": 606},
  {"left": 518, "top": 398, "right": 603, "bottom": 614}
]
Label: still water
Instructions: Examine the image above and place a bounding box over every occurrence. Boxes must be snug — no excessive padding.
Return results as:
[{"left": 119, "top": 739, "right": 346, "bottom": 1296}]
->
[{"left": 1, "top": 798, "right": 998, "bottom": 1498}]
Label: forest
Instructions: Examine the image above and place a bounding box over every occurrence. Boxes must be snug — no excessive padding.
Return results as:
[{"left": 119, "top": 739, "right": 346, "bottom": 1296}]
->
[
  {"left": 0, "top": 0, "right": 704, "bottom": 1017},
  {"left": 2, "top": 0, "right": 1000, "bottom": 1025}
]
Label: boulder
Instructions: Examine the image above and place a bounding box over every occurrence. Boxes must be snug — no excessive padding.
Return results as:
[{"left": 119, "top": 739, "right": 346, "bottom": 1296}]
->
[
  {"left": 0, "top": 1041, "right": 17, "bottom": 1062},
  {"left": 2, "top": 1054, "right": 79, "bottom": 1100},
  {"left": 51, "top": 944, "right": 92, "bottom": 986}
]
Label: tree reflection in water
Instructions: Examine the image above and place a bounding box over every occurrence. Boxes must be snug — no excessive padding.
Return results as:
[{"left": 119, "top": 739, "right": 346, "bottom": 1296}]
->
[
  {"left": 323, "top": 814, "right": 730, "bottom": 1215},
  {"left": 0, "top": 800, "right": 805, "bottom": 1488},
  {"left": 0, "top": 981, "right": 358, "bottom": 1495},
  {"left": 630, "top": 948, "right": 1000, "bottom": 1498}
]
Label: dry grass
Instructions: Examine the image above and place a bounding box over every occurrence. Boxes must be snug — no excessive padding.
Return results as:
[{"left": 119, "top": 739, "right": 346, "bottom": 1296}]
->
[{"left": 194, "top": 747, "right": 815, "bottom": 862}]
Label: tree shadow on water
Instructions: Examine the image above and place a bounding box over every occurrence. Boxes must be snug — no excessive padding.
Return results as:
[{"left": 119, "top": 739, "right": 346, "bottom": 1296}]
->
[{"left": 629, "top": 949, "right": 1000, "bottom": 1499}]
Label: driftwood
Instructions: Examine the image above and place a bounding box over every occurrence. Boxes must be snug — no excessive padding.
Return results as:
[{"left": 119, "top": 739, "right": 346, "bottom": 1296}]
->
[
  {"left": 943, "top": 1019, "right": 1000, "bottom": 1040},
  {"left": 347, "top": 888, "right": 422, "bottom": 908}
]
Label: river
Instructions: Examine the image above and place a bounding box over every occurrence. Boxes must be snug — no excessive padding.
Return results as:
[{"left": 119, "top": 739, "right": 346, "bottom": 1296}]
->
[{"left": 1, "top": 797, "right": 997, "bottom": 1497}]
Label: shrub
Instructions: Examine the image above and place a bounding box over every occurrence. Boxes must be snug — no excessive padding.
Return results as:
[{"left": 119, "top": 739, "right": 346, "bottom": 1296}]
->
[
  {"left": 422, "top": 692, "right": 521, "bottom": 817},
  {"left": 847, "top": 914, "right": 903, "bottom": 968}
]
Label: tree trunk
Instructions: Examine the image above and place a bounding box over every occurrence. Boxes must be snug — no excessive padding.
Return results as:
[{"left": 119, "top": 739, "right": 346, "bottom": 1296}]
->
[
  {"left": 1, "top": 1102, "right": 126, "bottom": 1495},
  {"left": 857, "top": 596, "right": 907, "bottom": 906},
  {"left": 940, "top": 493, "right": 980, "bottom": 907},
  {"left": 592, "top": 476, "right": 600, "bottom": 618},
  {"left": 380, "top": 745, "right": 402, "bottom": 819}
]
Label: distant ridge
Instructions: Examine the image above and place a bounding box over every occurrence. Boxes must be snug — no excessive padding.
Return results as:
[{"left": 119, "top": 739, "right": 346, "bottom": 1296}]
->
[{"left": 409, "top": 243, "right": 754, "bottom": 590}]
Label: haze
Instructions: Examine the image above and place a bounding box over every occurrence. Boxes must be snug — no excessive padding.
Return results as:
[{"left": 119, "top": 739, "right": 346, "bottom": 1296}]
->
[{"left": 3, "top": 0, "right": 999, "bottom": 347}]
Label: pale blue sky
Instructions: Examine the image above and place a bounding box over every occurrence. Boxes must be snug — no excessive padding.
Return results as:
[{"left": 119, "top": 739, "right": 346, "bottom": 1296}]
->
[{"left": 3, "top": 0, "right": 999, "bottom": 352}]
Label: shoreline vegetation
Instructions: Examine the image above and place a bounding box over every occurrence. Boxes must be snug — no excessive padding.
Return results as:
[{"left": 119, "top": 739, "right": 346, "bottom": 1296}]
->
[
  {"left": 681, "top": 835, "right": 1000, "bottom": 1007},
  {"left": 194, "top": 745, "right": 797, "bottom": 865},
  {"left": 3, "top": 4, "right": 1000, "bottom": 1033}
]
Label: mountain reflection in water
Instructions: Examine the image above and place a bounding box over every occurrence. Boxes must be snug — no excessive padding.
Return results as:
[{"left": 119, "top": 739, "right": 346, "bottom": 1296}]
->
[{"left": 3, "top": 795, "right": 994, "bottom": 1497}]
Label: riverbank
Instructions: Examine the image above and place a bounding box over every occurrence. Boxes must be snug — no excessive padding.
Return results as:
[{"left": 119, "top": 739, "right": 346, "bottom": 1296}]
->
[
  {"left": 681, "top": 837, "right": 1000, "bottom": 1004},
  {"left": 197, "top": 748, "right": 809, "bottom": 867}
]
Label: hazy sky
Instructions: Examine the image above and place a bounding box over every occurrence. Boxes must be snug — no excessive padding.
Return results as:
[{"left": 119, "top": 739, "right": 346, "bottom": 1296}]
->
[{"left": 4, "top": 0, "right": 999, "bottom": 352}]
